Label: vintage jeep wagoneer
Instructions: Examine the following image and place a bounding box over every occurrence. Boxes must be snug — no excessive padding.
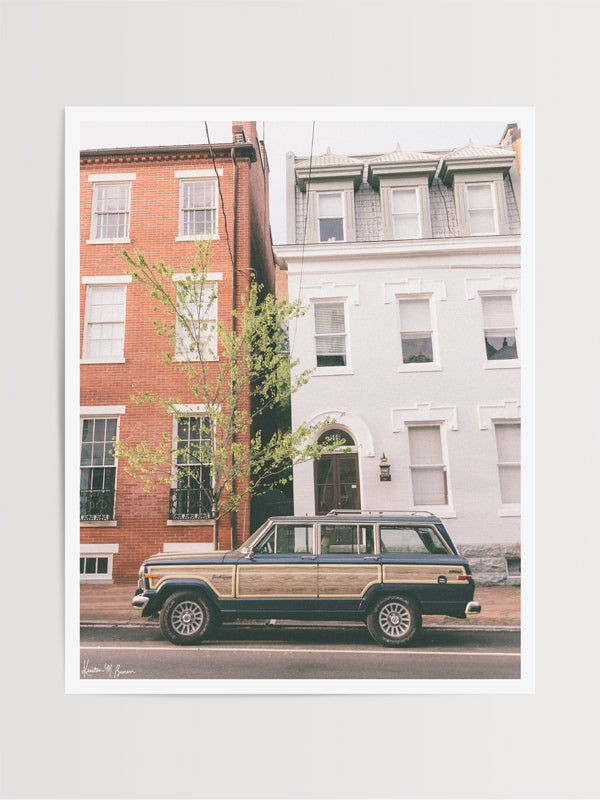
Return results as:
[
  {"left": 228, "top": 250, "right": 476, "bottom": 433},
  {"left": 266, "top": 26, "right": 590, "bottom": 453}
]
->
[{"left": 132, "top": 510, "right": 481, "bottom": 646}]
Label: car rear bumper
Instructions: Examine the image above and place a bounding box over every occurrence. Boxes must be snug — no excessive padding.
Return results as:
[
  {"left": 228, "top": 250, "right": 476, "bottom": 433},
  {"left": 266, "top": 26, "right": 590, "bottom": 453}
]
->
[{"left": 466, "top": 600, "right": 482, "bottom": 614}]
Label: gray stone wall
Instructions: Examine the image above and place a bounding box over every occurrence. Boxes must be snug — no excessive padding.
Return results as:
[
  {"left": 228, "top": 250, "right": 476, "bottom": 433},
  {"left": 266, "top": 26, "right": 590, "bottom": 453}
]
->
[{"left": 459, "top": 542, "right": 521, "bottom": 586}]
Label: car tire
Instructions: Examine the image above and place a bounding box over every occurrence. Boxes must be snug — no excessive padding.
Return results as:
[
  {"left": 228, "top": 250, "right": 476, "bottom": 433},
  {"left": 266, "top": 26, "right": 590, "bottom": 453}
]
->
[
  {"left": 159, "top": 591, "right": 213, "bottom": 646},
  {"left": 366, "top": 595, "right": 421, "bottom": 647}
]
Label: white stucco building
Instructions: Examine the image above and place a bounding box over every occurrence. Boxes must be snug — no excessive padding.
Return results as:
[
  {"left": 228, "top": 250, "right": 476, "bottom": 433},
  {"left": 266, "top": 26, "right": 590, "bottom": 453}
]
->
[{"left": 274, "top": 132, "right": 522, "bottom": 584}]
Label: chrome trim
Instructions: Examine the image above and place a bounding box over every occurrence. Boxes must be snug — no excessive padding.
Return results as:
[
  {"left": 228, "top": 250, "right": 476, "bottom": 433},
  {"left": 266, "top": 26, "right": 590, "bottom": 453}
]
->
[
  {"left": 132, "top": 595, "right": 150, "bottom": 610},
  {"left": 466, "top": 601, "right": 482, "bottom": 614}
]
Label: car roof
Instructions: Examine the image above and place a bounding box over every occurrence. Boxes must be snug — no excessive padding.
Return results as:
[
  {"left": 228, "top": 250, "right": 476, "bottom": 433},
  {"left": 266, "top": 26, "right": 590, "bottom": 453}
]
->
[{"left": 266, "top": 511, "right": 443, "bottom": 524}]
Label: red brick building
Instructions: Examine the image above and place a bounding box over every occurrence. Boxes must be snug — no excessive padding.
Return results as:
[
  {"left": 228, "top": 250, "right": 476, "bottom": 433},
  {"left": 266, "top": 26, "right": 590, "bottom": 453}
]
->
[{"left": 80, "top": 121, "right": 275, "bottom": 583}]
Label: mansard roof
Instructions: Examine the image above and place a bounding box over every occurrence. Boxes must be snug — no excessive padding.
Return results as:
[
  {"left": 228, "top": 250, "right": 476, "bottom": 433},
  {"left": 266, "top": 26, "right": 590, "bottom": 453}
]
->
[
  {"left": 295, "top": 147, "right": 364, "bottom": 191},
  {"left": 439, "top": 139, "right": 515, "bottom": 185},
  {"left": 367, "top": 143, "right": 439, "bottom": 188}
]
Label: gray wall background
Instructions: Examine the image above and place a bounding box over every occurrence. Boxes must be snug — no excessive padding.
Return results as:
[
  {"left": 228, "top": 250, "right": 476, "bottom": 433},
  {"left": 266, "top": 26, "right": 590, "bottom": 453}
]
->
[{"left": 2, "top": 1, "right": 599, "bottom": 799}]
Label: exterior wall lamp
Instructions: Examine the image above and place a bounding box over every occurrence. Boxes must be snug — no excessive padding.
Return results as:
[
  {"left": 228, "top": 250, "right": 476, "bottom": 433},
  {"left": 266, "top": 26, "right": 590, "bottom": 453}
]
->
[{"left": 379, "top": 453, "right": 391, "bottom": 481}]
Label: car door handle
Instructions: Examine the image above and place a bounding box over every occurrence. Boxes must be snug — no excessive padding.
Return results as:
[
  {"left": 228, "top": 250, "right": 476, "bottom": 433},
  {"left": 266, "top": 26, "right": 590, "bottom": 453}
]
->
[
  {"left": 363, "top": 556, "right": 379, "bottom": 561},
  {"left": 301, "top": 555, "right": 317, "bottom": 561}
]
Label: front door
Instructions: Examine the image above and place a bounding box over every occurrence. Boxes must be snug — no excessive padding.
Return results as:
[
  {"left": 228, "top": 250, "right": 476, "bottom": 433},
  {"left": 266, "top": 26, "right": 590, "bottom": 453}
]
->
[{"left": 315, "top": 452, "right": 361, "bottom": 514}]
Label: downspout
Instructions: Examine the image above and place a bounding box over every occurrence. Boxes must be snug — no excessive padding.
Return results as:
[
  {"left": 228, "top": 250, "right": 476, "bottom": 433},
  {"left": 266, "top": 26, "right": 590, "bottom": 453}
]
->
[{"left": 230, "top": 147, "right": 238, "bottom": 549}]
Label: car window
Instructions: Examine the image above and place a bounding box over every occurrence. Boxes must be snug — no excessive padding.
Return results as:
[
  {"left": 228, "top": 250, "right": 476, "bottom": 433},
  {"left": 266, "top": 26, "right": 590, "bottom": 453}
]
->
[
  {"left": 320, "top": 524, "right": 374, "bottom": 554},
  {"left": 254, "top": 525, "right": 314, "bottom": 555},
  {"left": 379, "top": 525, "right": 449, "bottom": 554}
]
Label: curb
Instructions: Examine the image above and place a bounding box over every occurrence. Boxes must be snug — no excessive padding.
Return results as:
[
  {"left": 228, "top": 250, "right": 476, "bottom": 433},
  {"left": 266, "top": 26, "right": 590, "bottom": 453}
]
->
[{"left": 81, "top": 621, "right": 520, "bottom": 632}]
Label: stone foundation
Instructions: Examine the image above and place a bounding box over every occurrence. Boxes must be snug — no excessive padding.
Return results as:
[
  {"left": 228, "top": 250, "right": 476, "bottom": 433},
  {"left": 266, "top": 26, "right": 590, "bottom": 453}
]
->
[{"left": 458, "top": 543, "right": 521, "bottom": 586}]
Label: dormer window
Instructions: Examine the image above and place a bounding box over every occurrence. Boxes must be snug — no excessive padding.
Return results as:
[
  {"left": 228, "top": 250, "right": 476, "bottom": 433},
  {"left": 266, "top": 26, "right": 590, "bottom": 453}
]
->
[
  {"left": 317, "top": 192, "right": 345, "bottom": 242},
  {"left": 391, "top": 188, "right": 421, "bottom": 239},
  {"left": 466, "top": 183, "right": 497, "bottom": 235}
]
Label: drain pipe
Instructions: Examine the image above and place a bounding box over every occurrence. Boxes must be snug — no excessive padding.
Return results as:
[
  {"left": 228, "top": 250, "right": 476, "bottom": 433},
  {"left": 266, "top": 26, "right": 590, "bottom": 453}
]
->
[{"left": 230, "top": 146, "right": 238, "bottom": 549}]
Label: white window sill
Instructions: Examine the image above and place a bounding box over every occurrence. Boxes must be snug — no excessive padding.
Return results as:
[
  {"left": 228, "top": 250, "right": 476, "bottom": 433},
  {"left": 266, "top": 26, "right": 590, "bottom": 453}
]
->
[
  {"left": 173, "top": 357, "right": 218, "bottom": 363},
  {"left": 314, "top": 367, "right": 354, "bottom": 377},
  {"left": 167, "top": 519, "right": 215, "bottom": 527},
  {"left": 86, "top": 238, "right": 130, "bottom": 245},
  {"left": 80, "top": 576, "right": 114, "bottom": 584},
  {"left": 80, "top": 358, "right": 126, "bottom": 365},
  {"left": 397, "top": 363, "right": 442, "bottom": 373},
  {"left": 81, "top": 520, "right": 118, "bottom": 527},
  {"left": 498, "top": 504, "right": 521, "bottom": 517},
  {"left": 484, "top": 360, "right": 520, "bottom": 370},
  {"left": 176, "top": 235, "right": 219, "bottom": 242}
]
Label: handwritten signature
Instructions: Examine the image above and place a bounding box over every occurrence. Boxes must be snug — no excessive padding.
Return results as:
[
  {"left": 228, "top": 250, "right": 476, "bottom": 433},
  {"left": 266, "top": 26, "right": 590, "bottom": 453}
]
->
[{"left": 81, "top": 658, "right": 136, "bottom": 679}]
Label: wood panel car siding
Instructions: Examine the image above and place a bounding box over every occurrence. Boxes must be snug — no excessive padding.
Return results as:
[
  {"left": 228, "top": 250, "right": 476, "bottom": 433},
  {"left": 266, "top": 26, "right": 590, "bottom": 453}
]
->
[
  {"left": 236, "top": 564, "right": 318, "bottom": 597},
  {"left": 382, "top": 564, "right": 468, "bottom": 584},
  {"left": 318, "top": 564, "right": 381, "bottom": 596},
  {"left": 148, "top": 564, "right": 235, "bottom": 597}
]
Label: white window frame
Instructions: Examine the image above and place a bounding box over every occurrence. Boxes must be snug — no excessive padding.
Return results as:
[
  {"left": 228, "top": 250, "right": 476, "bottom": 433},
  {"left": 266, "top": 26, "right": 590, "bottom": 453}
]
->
[
  {"left": 317, "top": 191, "right": 346, "bottom": 243},
  {"left": 88, "top": 177, "right": 133, "bottom": 243},
  {"left": 494, "top": 421, "right": 521, "bottom": 516},
  {"left": 81, "top": 277, "right": 130, "bottom": 363},
  {"left": 312, "top": 299, "right": 352, "bottom": 375},
  {"left": 406, "top": 423, "right": 451, "bottom": 510},
  {"left": 480, "top": 291, "right": 519, "bottom": 369},
  {"left": 173, "top": 273, "right": 221, "bottom": 362},
  {"left": 79, "top": 410, "right": 124, "bottom": 526},
  {"left": 465, "top": 181, "right": 498, "bottom": 236},
  {"left": 390, "top": 187, "right": 422, "bottom": 240},
  {"left": 177, "top": 178, "right": 219, "bottom": 241},
  {"left": 396, "top": 294, "right": 440, "bottom": 372},
  {"left": 80, "top": 543, "right": 119, "bottom": 583}
]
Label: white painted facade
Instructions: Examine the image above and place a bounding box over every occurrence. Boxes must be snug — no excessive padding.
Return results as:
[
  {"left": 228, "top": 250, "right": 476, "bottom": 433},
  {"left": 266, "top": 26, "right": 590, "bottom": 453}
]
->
[{"left": 275, "top": 140, "right": 522, "bottom": 584}]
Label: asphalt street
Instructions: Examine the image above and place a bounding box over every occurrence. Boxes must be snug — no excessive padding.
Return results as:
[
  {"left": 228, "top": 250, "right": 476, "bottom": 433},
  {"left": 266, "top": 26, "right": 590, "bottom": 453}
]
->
[{"left": 80, "top": 624, "right": 521, "bottom": 681}]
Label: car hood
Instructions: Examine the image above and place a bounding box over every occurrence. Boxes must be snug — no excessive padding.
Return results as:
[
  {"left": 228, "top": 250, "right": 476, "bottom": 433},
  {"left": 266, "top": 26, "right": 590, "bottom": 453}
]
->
[{"left": 144, "top": 550, "right": 230, "bottom": 565}]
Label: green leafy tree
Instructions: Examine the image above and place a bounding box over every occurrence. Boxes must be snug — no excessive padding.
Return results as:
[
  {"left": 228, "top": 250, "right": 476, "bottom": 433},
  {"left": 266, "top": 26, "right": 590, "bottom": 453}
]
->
[{"left": 115, "top": 241, "right": 343, "bottom": 549}]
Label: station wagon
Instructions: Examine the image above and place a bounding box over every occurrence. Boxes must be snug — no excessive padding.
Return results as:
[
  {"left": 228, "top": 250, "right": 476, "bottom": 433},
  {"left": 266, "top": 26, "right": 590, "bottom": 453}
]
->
[{"left": 132, "top": 510, "right": 481, "bottom": 646}]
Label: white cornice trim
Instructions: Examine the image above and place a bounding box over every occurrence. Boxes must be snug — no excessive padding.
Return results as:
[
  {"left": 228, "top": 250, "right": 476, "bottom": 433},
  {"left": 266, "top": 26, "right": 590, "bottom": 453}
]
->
[
  {"left": 465, "top": 275, "right": 521, "bottom": 299},
  {"left": 275, "top": 235, "right": 521, "bottom": 266},
  {"left": 82, "top": 275, "right": 132, "bottom": 284},
  {"left": 88, "top": 173, "right": 136, "bottom": 182},
  {"left": 80, "top": 543, "right": 119, "bottom": 554},
  {"left": 478, "top": 401, "right": 521, "bottom": 430},
  {"left": 384, "top": 278, "right": 447, "bottom": 303},
  {"left": 80, "top": 406, "right": 126, "bottom": 415},
  {"left": 392, "top": 403, "right": 458, "bottom": 432},
  {"left": 303, "top": 280, "right": 360, "bottom": 304}
]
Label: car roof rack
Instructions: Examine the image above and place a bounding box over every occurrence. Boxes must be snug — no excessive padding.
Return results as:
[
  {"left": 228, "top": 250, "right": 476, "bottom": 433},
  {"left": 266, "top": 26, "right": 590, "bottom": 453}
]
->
[{"left": 325, "top": 509, "right": 438, "bottom": 518}]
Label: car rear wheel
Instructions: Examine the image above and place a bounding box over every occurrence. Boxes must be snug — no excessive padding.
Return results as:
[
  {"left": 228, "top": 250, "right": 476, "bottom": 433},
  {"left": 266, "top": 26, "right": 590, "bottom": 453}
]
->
[
  {"left": 159, "top": 591, "right": 213, "bottom": 645},
  {"left": 366, "top": 595, "right": 421, "bottom": 647}
]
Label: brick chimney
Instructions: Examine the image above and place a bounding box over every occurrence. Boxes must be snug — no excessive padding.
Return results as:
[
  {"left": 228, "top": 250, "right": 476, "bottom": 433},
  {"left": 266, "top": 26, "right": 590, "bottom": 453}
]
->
[{"left": 232, "top": 121, "right": 257, "bottom": 144}]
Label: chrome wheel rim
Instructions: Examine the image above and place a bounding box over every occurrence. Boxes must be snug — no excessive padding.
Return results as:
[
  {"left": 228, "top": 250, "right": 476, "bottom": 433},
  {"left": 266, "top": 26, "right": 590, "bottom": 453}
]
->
[
  {"left": 379, "top": 602, "right": 411, "bottom": 638},
  {"left": 171, "top": 600, "right": 205, "bottom": 636}
]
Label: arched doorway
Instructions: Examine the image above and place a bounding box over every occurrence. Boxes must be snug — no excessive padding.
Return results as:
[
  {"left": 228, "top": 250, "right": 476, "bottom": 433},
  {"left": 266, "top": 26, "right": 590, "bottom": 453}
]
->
[{"left": 314, "top": 429, "right": 361, "bottom": 514}]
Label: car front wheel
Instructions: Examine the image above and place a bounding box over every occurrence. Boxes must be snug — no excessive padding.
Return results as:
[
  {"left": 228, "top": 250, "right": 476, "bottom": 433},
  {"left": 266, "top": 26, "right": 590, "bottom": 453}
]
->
[
  {"left": 159, "top": 591, "right": 213, "bottom": 645},
  {"left": 366, "top": 595, "right": 421, "bottom": 647}
]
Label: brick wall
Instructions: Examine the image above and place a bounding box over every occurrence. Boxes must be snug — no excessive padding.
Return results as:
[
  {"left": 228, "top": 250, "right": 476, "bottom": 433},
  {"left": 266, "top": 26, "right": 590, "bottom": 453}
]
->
[{"left": 80, "top": 128, "right": 273, "bottom": 582}]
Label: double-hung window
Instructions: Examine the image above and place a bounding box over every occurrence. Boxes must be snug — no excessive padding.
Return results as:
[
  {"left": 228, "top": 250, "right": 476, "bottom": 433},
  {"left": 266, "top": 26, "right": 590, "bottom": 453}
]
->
[
  {"left": 481, "top": 294, "right": 518, "bottom": 361},
  {"left": 391, "top": 187, "right": 420, "bottom": 239},
  {"left": 179, "top": 179, "right": 218, "bottom": 239},
  {"left": 495, "top": 423, "right": 521, "bottom": 505},
  {"left": 90, "top": 182, "right": 131, "bottom": 241},
  {"left": 408, "top": 425, "right": 448, "bottom": 506},
  {"left": 82, "top": 284, "right": 127, "bottom": 361},
  {"left": 80, "top": 417, "right": 118, "bottom": 521},
  {"left": 317, "top": 192, "right": 345, "bottom": 242},
  {"left": 170, "top": 416, "right": 213, "bottom": 520},
  {"left": 398, "top": 298, "right": 434, "bottom": 364},
  {"left": 314, "top": 302, "right": 347, "bottom": 368},
  {"left": 174, "top": 277, "right": 218, "bottom": 361},
  {"left": 466, "top": 183, "right": 497, "bottom": 235}
]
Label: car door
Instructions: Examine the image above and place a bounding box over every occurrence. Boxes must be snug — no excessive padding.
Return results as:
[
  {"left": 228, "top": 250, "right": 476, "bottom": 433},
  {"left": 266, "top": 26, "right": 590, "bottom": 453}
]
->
[
  {"left": 317, "top": 523, "right": 380, "bottom": 610},
  {"left": 235, "top": 523, "right": 318, "bottom": 612}
]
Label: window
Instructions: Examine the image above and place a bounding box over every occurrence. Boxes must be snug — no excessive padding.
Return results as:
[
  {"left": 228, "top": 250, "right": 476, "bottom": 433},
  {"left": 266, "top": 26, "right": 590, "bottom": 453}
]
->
[
  {"left": 398, "top": 298, "right": 433, "bottom": 364},
  {"left": 170, "top": 416, "right": 213, "bottom": 520},
  {"left": 82, "top": 284, "right": 126, "bottom": 361},
  {"left": 80, "top": 544, "right": 118, "bottom": 582},
  {"left": 391, "top": 188, "right": 420, "bottom": 239},
  {"left": 80, "top": 555, "right": 109, "bottom": 576},
  {"left": 466, "top": 183, "right": 497, "bottom": 235},
  {"left": 80, "top": 418, "right": 117, "bottom": 521},
  {"left": 408, "top": 425, "right": 448, "bottom": 505},
  {"left": 317, "top": 192, "right": 344, "bottom": 242},
  {"left": 254, "top": 525, "right": 314, "bottom": 554},
  {"left": 314, "top": 302, "right": 347, "bottom": 367},
  {"left": 482, "top": 294, "right": 518, "bottom": 361},
  {"left": 379, "top": 525, "right": 449, "bottom": 555},
  {"left": 179, "top": 180, "right": 217, "bottom": 238},
  {"left": 90, "top": 182, "right": 130, "bottom": 241},
  {"left": 320, "top": 524, "right": 374, "bottom": 554},
  {"left": 175, "top": 279, "right": 218, "bottom": 361},
  {"left": 495, "top": 423, "right": 521, "bottom": 504}
]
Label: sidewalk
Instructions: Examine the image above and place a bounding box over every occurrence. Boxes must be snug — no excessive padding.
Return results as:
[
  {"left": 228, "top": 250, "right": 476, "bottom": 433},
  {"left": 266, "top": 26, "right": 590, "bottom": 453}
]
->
[{"left": 80, "top": 584, "right": 521, "bottom": 628}]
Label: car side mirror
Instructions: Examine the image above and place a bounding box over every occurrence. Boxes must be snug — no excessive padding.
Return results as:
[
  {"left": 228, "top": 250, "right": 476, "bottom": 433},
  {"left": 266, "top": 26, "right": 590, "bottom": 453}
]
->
[{"left": 244, "top": 547, "right": 255, "bottom": 560}]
